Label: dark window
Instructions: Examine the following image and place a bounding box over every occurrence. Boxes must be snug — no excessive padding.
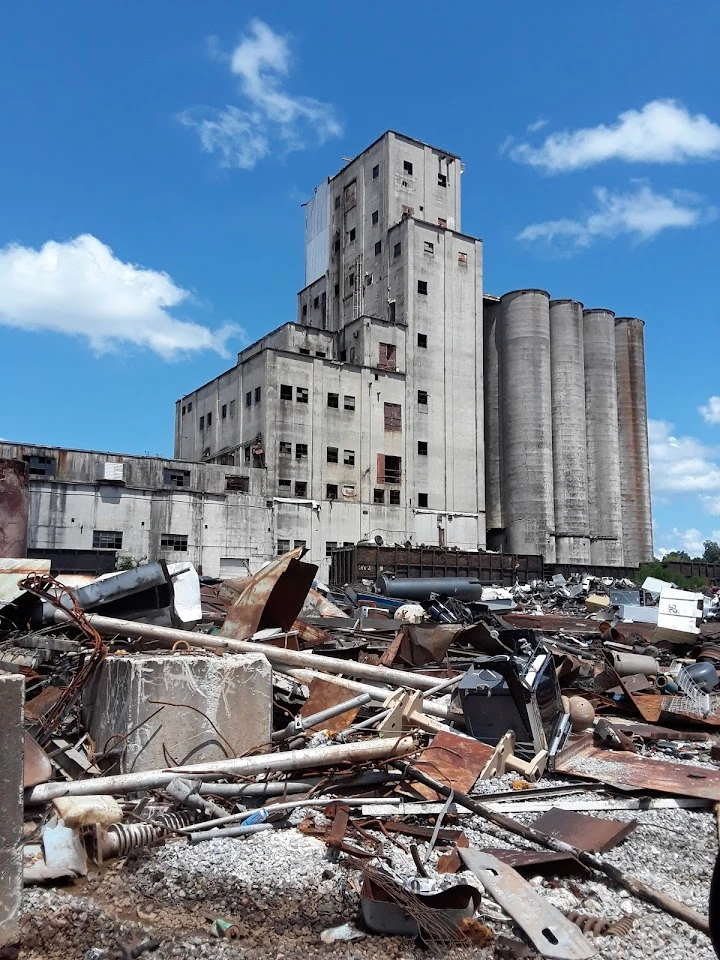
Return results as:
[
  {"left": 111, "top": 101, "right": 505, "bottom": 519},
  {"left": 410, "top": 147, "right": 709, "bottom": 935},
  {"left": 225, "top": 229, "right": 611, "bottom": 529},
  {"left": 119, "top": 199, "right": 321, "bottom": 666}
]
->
[
  {"left": 279, "top": 441, "right": 292, "bottom": 456},
  {"left": 344, "top": 449, "right": 355, "bottom": 465},
  {"left": 93, "top": 530, "right": 123, "bottom": 550},
  {"left": 334, "top": 196, "right": 341, "bottom": 209},
  {"left": 418, "top": 493, "right": 429, "bottom": 508},
  {"left": 349, "top": 228, "right": 356, "bottom": 242},
  {"left": 327, "top": 446, "right": 338, "bottom": 463},
  {"left": 244, "top": 447, "right": 251, "bottom": 464},
  {"left": 199, "top": 416, "right": 204, "bottom": 430},
  {"left": 325, "top": 541, "right": 337, "bottom": 557},
  {"left": 326, "top": 484, "right": 338, "bottom": 501},
  {"left": 297, "top": 387, "right": 309, "bottom": 403},
  {"left": 295, "top": 481, "right": 307, "bottom": 497},
  {"left": 418, "top": 280, "right": 428, "bottom": 295},
  {"left": 418, "top": 390, "right": 428, "bottom": 407},
  {"left": 403, "top": 160, "right": 413, "bottom": 174},
  {"left": 280, "top": 384, "right": 293, "bottom": 401},
  {"left": 207, "top": 412, "right": 212, "bottom": 426},
  {"left": 277, "top": 538, "right": 290, "bottom": 555},
  {"left": 372, "top": 164, "right": 379, "bottom": 179},
  {"left": 221, "top": 403, "right": 227, "bottom": 419},
  {"left": 393, "top": 242, "right": 401, "bottom": 258},
  {"left": 296, "top": 443, "right": 308, "bottom": 460},
  {"left": 161, "top": 534, "right": 188, "bottom": 552},
  {"left": 334, "top": 238, "right": 340, "bottom": 252},
  {"left": 373, "top": 488, "right": 385, "bottom": 504},
  {"left": 417, "top": 333, "right": 427, "bottom": 348},
  {"left": 23, "top": 455, "right": 55, "bottom": 477},
  {"left": 438, "top": 217, "right": 447, "bottom": 229},
  {"left": 229, "top": 399, "right": 236, "bottom": 416},
  {"left": 182, "top": 405, "right": 186, "bottom": 415},
  {"left": 328, "top": 392, "right": 339, "bottom": 408},
  {"left": 299, "top": 348, "right": 311, "bottom": 355},
  {"left": 187, "top": 401, "right": 193, "bottom": 413},
  {"left": 316, "top": 350, "right": 326, "bottom": 358},
  {"left": 418, "top": 441, "right": 428, "bottom": 456},
  {"left": 219, "top": 453, "right": 234, "bottom": 466},
  {"left": 164, "top": 468, "right": 190, "bottom": 488},
  {"left": 386, "top": 455, "right": 402, "bottom": 484},
  {"left": 226, "top": 475, "right": 249, "bottom": 492},
  {"left": 389, "top": 301, "right": 396, "bottom": 323},
  {"left": 379, "top": 343, "right": 397, "bottom": 371},
  {"left": 245, "top": 391, "right": 252, "bottom": 407},
  {"left": 344, "top": 395, "right": 355, "bottom": 410},
  {"left": 424, "top": 240, "right": 434, "bottom": 254},
  {"left": 302, "top": 304, "right": 308, "bottom": 317},
  {"left": 294, "top": 539, "right": 306, "bottom": 550},
  {"left": 372, "top": 210, "right": 379, "bottom": 225},
  {"left": 278, "top": 478, "right": 291, "bottom": 493},
  {"left": 389, "top": 490, "right": 401, "bottom": 505},
  {"left": 384, "top": 402, "right": 402, "bottom": 431},
  {"left": 339, "top": 349, "right": 347, "bottom": 361},
  {"left": 438, "top": 173, "right": 447, "bottom": 187},
  {"left": 348, "top": 272, "right": 355, "bottom": 287},
  {"left": 334, "top": 282, "right": 340, "bottom": 296},
  {"left": 374, "top": 240, "right": 382, "bottom": 255},
  {"left": 313, "top": 296, "right": 319, "bottom": 308},
  {"left": 255, "top": 387, "right": 261, "bottom": 403}
]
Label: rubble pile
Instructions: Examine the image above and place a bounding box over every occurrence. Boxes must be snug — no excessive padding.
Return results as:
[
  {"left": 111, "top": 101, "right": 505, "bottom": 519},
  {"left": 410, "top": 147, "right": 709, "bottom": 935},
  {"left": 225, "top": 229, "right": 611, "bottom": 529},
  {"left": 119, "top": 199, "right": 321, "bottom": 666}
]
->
[{"left": 3, "top": 549, "right": 720, "bottom": 959}]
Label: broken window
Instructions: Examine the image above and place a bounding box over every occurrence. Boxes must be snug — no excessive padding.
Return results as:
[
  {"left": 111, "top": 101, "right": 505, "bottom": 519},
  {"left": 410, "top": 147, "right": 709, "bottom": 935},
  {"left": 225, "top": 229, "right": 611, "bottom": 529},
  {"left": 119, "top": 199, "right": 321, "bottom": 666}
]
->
[
  {"left": 187, "top": 401, "right": 193, "bottom": 413},
  {"left": 438, "top": 218, "right": 447, "bottom": 229},
  {"left": 417, "top": 333, "right": 427, "bottom": 348},
  {"left": 374, "top": 240, "right": 382, "bottom": 255},
  {"left": 424, "top": 240, "right": 434, "bottom": 254},
  {"left": 401, "top": 205, "right": 414, "bottom": 217},
  {"left": 327, "top": 392, "right": 339, "bottom": 408},
  {"left": 325, "top": 541, "right": 337, "bottom": 557},
  {"left": 279, "top": 441, "right": 292, "bottom": 457},
  {"left": 372, "top": 164, "right": 379, "bottom": 179},
  {"left": 327, "top": 446, "right": 338, "bottom": 463},
  {"left": 245, "top": 391, "right": 252, "bottom": 407},
  {"left": 389, "top": 490, "right": 401, "bottom": 505},
  {"left": 372, "top": 210, "right": 379, "bottom": 225},
  {"left": 384, "top": 402, "right": 402, "bottom": 431},
  {"left": 161, "top": 534, "right": 188, "bottom": 552},
  {"left": 93, "top": 530, "right": 123, "bottom": 550},
  {"left": 373, "top": 488, "right": 385, "bottom": 504},
  {"left": 417, "top": 280, "right": 428, "bottom": 295},
  {"left": 344, "top": 181, "right": 356, "bottom": 209},
  {"left": 229, "top": 399, "right": 236, "bottom": 417},
  {"left": 277, "top": 538, "right": 290, "bottom": 554},
  {"left": 403, "top": 160, "right": 413, "bottom": 175},
  {"left": 418, "top": 390, "right": 428, "bottom": 409},
  {"left": 23, "top": 455, "right": 55, "bottom": 477},
  {"left": 218, "top": 453, "right": 234, "bottom": 466},
  {"left": 326, "top": 484, "right": 338, "bottom": 501},
  {"left": 302, "top": 303, "right": 308, "bottom": 317},
  {"left": 343, "top": 449, "right": 355, "bottom": 466},
  {"left": 377, "top": 454, "right": 401, "bottom": 484},
  {"left": 393, "top": 242, "right": 401, "bottom": 258},
  {"left": 379, "top": 343, "right": 397, "bottom": 371},
  {"left": 163, "top": 468, "right": 190, "bottom": 488},
  {"left": 226, "top": 475, "right": 249, "bottom": 492},
  {"left": 418, "top": 440, "right": 428, "bottom": 456},
  {"left": 221, "top": 403, "right": 227, "bottom": 419},
  {"left": 296, "top": 443, "right": 308, "bottom": 460},
  {"left": 199, "top": 416, "right": 205, "bottom": 430},
  {"left": 280, "top": 384, "right": 293, "bottom": 401},
  {"left": 344, "top": 395, "right": 355, "bottom": 411},
  {"left": 294, "top": 539, "right": 306, "bottom": 550},
  {"left": 297, "top": 387, "right": 309, "bottom": 403},
  {"left": 313, "top": 296, "right": 319, "bottom": 309},
  {"left": 418, "top": 493, "right": 429, "bottom": 508},
  {"left": 295, "top": 481, "right": 307, "bottom": 498},
  {"left": 438, "top": 173, "right": 447, "bottom": 187},
  {"left": 458, "top": 251, "right": 468, "bottom": 265},
  {"left": 349, "top": 228, "right": 356, "bottom": 242},
  {"left": 342, "top": 484, "right": 356, "bottom": 500},
  {"left": 278, "top": 478, "right": 291, "bottom": 493}
]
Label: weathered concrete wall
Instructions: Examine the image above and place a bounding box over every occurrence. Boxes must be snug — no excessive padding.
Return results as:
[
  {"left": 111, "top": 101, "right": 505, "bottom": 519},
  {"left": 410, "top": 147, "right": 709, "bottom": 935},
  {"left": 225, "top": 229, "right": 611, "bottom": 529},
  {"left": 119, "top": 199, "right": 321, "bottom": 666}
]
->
[
  {"left": 0, "top": 458, "right": 29, "bottom": 558},
  {"left": 88, "top": 653, "right": 272, "bottom": 772},
  {"left": 0, "top": 671, "right": 24, "bottom": 946}
]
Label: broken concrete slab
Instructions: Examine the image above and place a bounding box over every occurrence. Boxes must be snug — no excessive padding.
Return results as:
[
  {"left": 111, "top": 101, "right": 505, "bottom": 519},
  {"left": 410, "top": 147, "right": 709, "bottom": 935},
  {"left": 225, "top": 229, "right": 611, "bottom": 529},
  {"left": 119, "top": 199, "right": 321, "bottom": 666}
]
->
[
  {"left": 0, "top": 670, "right": 24, "bottom": 947},
  {"left": 87, "top": 652, "right": 272, "bottom": 772}
]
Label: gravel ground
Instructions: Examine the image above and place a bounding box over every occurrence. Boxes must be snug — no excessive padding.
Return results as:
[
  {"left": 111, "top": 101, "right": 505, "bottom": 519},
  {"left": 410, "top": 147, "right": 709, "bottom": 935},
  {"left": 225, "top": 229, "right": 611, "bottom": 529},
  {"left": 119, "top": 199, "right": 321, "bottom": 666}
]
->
[{"left": 17, "top": 745, "right": 720, "bottom": 960}]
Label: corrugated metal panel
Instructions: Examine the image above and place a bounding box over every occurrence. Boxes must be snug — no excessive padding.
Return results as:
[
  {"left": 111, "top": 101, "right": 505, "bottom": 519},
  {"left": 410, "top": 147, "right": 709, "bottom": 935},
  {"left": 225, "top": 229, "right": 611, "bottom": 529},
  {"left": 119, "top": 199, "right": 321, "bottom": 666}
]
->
[
  {"left": 0, "top": 558, "right": 51, "bottom": 606},
  {"left": 305, "top": 178, "right": 330, "bottom": 286}
]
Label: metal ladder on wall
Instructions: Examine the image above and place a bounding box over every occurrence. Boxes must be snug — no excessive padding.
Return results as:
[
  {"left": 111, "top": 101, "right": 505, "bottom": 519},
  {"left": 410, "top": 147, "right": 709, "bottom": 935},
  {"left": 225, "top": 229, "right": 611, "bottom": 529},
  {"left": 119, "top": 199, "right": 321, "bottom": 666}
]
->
[{"left": 353, "top": 255, "right": 363, "bottom": 319}]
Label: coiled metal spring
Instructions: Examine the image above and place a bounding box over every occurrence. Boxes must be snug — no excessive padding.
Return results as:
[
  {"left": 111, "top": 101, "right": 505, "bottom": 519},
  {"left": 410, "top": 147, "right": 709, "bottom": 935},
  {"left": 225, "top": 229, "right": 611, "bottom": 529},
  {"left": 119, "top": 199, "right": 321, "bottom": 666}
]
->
[
  {"left": 564, "top": 911, "right": 635, "bottom": 938},
  {"left": 105, "top": 810, "right": 196, "bottom": 858}
]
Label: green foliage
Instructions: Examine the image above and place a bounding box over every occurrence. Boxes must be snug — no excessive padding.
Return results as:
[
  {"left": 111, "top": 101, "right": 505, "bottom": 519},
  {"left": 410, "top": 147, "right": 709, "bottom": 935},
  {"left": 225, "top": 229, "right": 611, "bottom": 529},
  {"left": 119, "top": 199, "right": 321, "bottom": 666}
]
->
[
  {"left": 662, "top": 550, "right": 691, "bottom": 562},
  {"left": 703, "top": 540, "right": 720, "bottom": 564}
]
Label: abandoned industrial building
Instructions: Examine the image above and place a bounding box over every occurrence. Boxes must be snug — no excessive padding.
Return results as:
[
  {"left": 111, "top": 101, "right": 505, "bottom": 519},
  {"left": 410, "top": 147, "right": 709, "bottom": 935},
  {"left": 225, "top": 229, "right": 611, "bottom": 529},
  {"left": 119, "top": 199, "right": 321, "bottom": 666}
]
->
[{"left": 1, "top": 130, "right": 653, "bottom": 575}]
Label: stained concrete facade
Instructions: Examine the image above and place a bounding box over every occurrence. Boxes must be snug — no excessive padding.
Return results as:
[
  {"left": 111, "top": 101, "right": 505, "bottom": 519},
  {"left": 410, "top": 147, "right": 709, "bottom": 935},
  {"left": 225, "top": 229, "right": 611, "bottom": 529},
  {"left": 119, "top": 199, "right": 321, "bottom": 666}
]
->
[{"left": 0, "top": 671, "right": 24, "bottom": 946}]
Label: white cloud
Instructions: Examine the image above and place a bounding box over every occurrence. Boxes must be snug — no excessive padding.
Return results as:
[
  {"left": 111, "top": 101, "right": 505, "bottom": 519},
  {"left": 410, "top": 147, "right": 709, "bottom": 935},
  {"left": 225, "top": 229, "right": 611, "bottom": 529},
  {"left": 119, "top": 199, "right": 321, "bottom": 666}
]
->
[
  {"left": 700, "top": 496, "right": 720, "bottom": 515},
  {"left": 657, "top": 527, "right": 720, "bottom": 558},
  {"left": 649, "top": 419, "right": 720, "bottom": 494},
  {"left": 700, "top": 396, "right": 720, "bottom": 425},
  {"left": 0, "top": 234, "right": 241, "bottom": 359},
  {"left": 180, "top": 19, "right": 341, "bottom": 170},
  {"left": 527, "top": 117, "right": 548, "bottom": 134},
  {"left": 508, "top": 99, "right": 720, "bottom": 173},
  {"left": 517, "top": 183, "right": 714, "bottom": 252}
]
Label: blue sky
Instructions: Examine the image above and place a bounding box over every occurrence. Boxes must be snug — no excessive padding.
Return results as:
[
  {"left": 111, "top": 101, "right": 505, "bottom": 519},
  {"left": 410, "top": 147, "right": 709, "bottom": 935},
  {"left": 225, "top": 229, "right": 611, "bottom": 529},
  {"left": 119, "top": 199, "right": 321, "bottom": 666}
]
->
[{"left": 1, "top": 1, "right": 719, "bottom": 557}]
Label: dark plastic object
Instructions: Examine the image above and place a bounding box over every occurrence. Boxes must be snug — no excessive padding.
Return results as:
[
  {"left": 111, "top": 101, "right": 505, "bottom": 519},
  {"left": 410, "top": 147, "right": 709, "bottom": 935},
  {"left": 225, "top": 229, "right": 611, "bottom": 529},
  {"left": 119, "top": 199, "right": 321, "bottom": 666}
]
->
[
  {"left": 685, "top": 661, "right": 719, "bottom": 693},
  {"left": 375, "top": 575, "right": 486, "bottom": 601}
]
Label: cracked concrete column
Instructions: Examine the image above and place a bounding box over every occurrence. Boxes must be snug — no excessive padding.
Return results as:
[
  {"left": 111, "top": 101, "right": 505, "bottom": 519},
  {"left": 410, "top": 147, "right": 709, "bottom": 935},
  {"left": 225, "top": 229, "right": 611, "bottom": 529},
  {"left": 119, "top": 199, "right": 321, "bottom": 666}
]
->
[{"left": 0, "top": 670, "right": 24, "bottom": 947}]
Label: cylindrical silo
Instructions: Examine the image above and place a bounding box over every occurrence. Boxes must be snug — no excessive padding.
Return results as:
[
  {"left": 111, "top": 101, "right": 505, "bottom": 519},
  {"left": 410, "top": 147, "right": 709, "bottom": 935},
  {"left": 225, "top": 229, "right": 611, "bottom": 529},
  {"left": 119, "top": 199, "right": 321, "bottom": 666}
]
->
[
  {"left": 583, "top": 309, "right": 624, "bottom": 565},
  {"left": 549, "top": 300, "right": 591, "bottom": 565},
  {"left": 0, "top": 458, "right": 29, "bottom": 558},
  {"left": 499, "top": 289, "right": 556, "bottom": 561},
  {"left": 615, "top": 318, "right": 653, "bottom": 565},
  {"left": 483, "top": 297, "right": 503, "bottom": 536}
]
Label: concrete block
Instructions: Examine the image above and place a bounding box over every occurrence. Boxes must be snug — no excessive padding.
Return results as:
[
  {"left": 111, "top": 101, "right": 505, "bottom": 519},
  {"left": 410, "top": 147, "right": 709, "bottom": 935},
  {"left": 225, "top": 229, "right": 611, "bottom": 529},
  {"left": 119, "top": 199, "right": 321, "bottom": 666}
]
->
[
  {"left": 88, "top": 653, "right": 272, "bottom": 773},
  {"left": 0, "top": 671, "right": 24, "bottom": 946}
]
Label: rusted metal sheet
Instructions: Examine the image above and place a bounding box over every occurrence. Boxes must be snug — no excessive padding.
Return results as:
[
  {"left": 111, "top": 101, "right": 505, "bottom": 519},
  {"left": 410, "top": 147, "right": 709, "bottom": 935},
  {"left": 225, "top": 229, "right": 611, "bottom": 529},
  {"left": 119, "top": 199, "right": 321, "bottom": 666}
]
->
[
  {"left": 555, "top": 734, "right": 720, "bottom": 800},
  {"left": 0, "top": 458, "right": 29, "bottom": 558},
  {"left": 413, "top": 731, "right": 500, "bottom": 801},
  {"left": 25, "top": 685, "right": 66, "bottom": 724},
  {"left": 300, "top": 678, "right": 363, "bottom": 734},
  {"left": 531, "top": 807, "right": 636, "bottom": 853},
  {"left": 399, "top": 624, "right": 461, "bottom": 666},
  {"left": 220, "top": 547, "right": 318, "bottom": 641},
  {"left": 292, "top": 618, "right": 332, "bottom": 647},
  {"left": 24, "top": 732, "right": 52, "bottom": 787},
  {"left": 0, "top": 557, "right": 51, "bottom": 607}
]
